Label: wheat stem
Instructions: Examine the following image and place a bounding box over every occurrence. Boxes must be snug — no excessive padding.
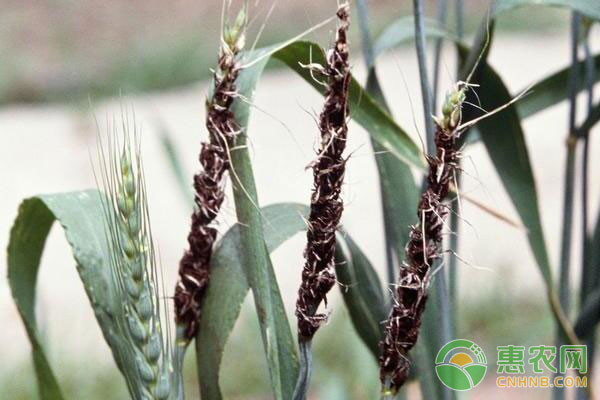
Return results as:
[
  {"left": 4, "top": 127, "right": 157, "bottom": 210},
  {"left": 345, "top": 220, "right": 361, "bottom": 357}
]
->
[
  {"left": 432, "top": 0, "right": 448, "bottom": 113},
  {"left": 555, "top": 12, "right": 580, "bottom": 400},
  {"left": 576, "top": 19, "right": 596, "bottom": 400},
  {"left": 413, "top": 0, "right": 435, "bottom": 154},
  {"left": 455, "top": 0, "right": 464, "bottom": 40},
  {"left": 291, "top": 340, "right": 313, "bottom": 400},
  {"left": 448, "top": 0, "right": 465, "bottom": 343}
]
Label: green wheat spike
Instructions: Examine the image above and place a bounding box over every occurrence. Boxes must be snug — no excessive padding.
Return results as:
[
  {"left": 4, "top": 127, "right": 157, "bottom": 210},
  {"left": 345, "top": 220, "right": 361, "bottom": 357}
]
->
[{"left": 94, "top": 110, "right": 180, "bottom": 400}]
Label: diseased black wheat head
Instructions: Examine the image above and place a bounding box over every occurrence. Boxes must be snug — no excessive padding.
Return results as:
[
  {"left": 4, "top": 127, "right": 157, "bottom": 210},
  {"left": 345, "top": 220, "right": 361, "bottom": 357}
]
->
[
  {"left": 174, "top": 9, "right": 246, "bottom": 341},
  {"left": 379, "top": 86, "right": 466, "bottom": 392},
  {"left": 295, "top": 2, "right": 351, "bottom": 340}
]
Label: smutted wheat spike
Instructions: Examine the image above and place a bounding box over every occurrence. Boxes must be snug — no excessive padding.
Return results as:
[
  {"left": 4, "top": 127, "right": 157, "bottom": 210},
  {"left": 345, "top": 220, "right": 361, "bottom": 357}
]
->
[
  {"left": 295, "top": 2, "right": 351, "bottom": 340},
  {"left": 379, "top": 86, "right": 466, "bottom": 392},
  {"left": 174, "top": 8, "right": 246, "bottom": 341}
]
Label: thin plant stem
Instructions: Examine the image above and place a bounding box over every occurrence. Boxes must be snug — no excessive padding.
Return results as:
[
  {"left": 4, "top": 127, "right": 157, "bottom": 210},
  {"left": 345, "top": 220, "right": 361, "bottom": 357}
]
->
[
  {"left": 413, "top": 0, "right": 435, "bottom": 153},
  {"left": 292, "top": 340, "right": 312, "bottom": 400},
  {"left": 381, "top": 377, "right": 393, "bottom": 400},
  {"left": 356, "top": 0, "right": 374, "bottom": 70},
  {"left": 435, "top": 271, "right": 453, "bottom": 345},
  {"left": 554, "top": 12, "right": 580, "bottom": 400},
  {"left": 580, "top": 33, "right": 595, "bottom": 302},
  {"left": 456, "top": 0, "right": 464, "bottom": 40},
  {"left": 448, "top": 172, "right": 461, "bottom": 335},
  {"left": 576, "top": 23, "right": 596, "bottom": 400},
  {"left": 432, "top": 0, "right": 448, "bottom": 112},
  {"left": 448, "top": 0, "right": 464, "bottom": 340},
  {"left": 432, "top": 0, "right": 454, "bottom": 385},
  {"left": 437, "top": 273, "right": 454, "bottom": 400},
  {"left": 559, "top": 10, "right": 580, "bottom": 328}
]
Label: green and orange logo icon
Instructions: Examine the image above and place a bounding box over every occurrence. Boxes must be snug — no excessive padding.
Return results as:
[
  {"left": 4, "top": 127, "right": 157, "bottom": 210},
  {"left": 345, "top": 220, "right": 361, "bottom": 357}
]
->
[{"left": 435, "top": 339, "right": 487, "bottom": 391}]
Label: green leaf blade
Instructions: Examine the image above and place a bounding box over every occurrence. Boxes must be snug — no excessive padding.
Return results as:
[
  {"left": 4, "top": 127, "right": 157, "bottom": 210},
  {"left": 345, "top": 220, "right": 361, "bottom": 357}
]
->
[
  {"left": 494, "top": 0, "right": 600, "bottom": 21},
  {"left": 518, "top": 54, "right": 600, "bottom": 119},
  {"left": 7, "top": 197, "right": 63, "bottom": 400},
  {"left": 196, "top": 203, "right": 388, "bottom": 398},
  {"left": 364, "top": 70, "right": 420, "bottom": 286},
  {"left": 469, "top": 64, "right": 553, "bottom": 285},
  {"left": 7, "top": 190, "right": 173, "bottom": 400},
  {"left": 372, "top": 16, "right": 454, "bottom": 66},
  {"left": 196, "top": 203, "right": 309, "bottom": 400},
  {"left": 335, "top": 233, "right": 387, "bottom": 358},
  {"left": 228, "top": 54, "right": 304, "bottom": 397}
]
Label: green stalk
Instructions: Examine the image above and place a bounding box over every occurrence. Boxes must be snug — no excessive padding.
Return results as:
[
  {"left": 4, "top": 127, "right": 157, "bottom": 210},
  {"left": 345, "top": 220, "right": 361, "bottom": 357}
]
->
[
  {"left": 356, "top": 0, "right": 375, "bottom": 73},
  {"left": 448, "top": 173, "right": 461, "bottom": 335},
  {"left": 576, "top": 21, "right": 596, "bottom": 400},
  {"left": 292, "top": 340, "right": 312, "bottom": 400},
  {"left": 432, "top": 0, "right": 448, "bottom": 112},
  {"left": 579, "top": 26, "right": 595, "bottom": 310},
  {"left": 432, "top": 6, "right": 452, "bottom": 340},
  {"left": 448, "top": 0, "right": 464, "bottom": 339},
  {"left": 413, "top": 0, "right": 435, "bottom": 154},
  {"left": 554, "top": 12, "right": 580, "bottom": 400},
  {"left": 455, "top": 0, "right": 464, "bottom": 39}
]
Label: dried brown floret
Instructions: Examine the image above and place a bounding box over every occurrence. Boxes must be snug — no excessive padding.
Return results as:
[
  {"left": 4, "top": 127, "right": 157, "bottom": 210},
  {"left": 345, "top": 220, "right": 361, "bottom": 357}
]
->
[
  {"left": 174, "top": 10, "right": 246, "bottom": 341},
  {"left": 379, "top": 86, "right": 466, "bottom": 391},
  {"left": 295, "top": 2, "right": 351, "bottom": 340}
]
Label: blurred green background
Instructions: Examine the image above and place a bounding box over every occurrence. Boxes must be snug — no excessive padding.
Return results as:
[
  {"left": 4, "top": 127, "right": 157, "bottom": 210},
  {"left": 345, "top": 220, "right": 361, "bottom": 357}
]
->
[
  {"left": 1, "top": 296, "right": 553, "bottom": 400},
  {"left": 1, "top": 0, "right": 565, "bottom": 104}
]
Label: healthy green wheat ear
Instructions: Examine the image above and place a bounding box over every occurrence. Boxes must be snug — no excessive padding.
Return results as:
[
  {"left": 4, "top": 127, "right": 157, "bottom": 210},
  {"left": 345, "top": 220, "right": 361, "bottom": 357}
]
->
[{"left": 96, "top": 116, "right": 174, "bottom": 400}]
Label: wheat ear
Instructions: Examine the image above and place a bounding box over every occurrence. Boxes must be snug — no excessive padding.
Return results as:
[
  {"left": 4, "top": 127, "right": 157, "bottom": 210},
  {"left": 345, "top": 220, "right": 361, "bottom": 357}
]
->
[
  {"left": 173, "top": 6, "right": 247, "bottom": 342},
  {"left": 97, "top": 116, "right": 173, "bottom": 400},
  {"left": 379, "top": 85, "right": 466, "bottom": 393},
  {"left": 292, "top": 4, "right": 351, "bottom": 400}
]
